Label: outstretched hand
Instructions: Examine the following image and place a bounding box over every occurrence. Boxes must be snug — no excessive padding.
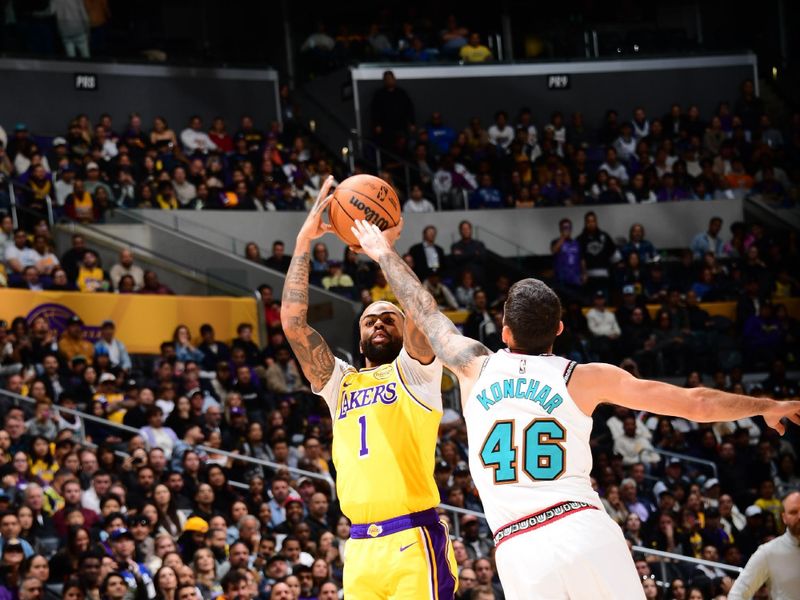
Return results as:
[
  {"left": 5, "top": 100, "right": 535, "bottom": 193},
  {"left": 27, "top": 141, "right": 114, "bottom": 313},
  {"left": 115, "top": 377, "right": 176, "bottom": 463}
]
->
[
  {"left": 351, "top": 220, "right": 397, "bottom": 262},
  {"left": 349, "top": 218, "right": 403, "bottom": 258},
  {"left": 298, "top": 175, "right": 335, "bottom": 241},
  {"left": 764, "top": 399, "right": 800, "bottom": 435}
]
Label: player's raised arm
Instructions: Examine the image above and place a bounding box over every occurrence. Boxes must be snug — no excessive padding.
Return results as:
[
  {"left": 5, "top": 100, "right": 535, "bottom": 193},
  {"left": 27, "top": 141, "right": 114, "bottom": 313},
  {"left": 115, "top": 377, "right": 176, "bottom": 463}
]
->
[
  {"left": 570, "top": 362, "right": 800, "bottom": 435},
  {"left": 280, "top": 176, "right": 337, "bottom": 391},
  {"left": 351, "top": 220, "right": 490, "bottom": 380}
]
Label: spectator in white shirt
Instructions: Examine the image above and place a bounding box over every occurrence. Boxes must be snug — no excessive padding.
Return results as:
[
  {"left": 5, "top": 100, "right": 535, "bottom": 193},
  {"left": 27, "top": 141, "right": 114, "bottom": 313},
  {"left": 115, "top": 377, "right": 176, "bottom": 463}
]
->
[
  {"left": 729, "top": 491, "right": 800, "bottom": 600},
  {"left": 171, "top": 166, "right": 197, "bottom": 207},
  {"left": 613, "top": 416, "right": 660, "bottom": 466},
  {"left": 180, "top": 116, "right": 218, "bottom": 155},
  {"left": 606, "top": 405, "right": 652, "bottom": 442},
  {"left": 586, "top": 290, "right": 621, "bottom": 362},
  {"left": 544, "top": 112, "right": 567, "bottom": 155},
  {"left": 81, "top": 470, "right": 113, "bottom": 515},
  {"left": 109, "top": 248, "right": 145, "bottom": 291},
  {"left": 4, "top": 229, "right": 38, "bottom": 276},
  {"left": 93, "top": 125, "right": 118, "bottom": 161},
  {"left": 613, "top": 123, "right": 637, "bottom": 163},
  {"left": 598, "top": 147, "right": 629, "bottom": 184},
  {"left": 54, "top": 166, "right": 76, "bottom": 207},
  {"left": 403, "top": 184, "right": 436, "bottom": 213},
  {"left": 632, "top": 107, "right": 650, "bottom": 140},
  {"left": 0, "top": 215, "right": 12, "bottom": 263},
  {"left": 30, "top": 235, "right": 59, "bottom": 276},
  {"left": 487, "top": 110, "right": 514, "bottom": 151},
  {"left": 586, "top": 290, "right": 622, "bottom": 338}
]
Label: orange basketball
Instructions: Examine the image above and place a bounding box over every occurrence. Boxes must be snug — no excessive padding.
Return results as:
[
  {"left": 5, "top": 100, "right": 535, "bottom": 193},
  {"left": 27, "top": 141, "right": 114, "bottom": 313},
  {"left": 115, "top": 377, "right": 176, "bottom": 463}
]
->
[{"left": 329, "top": 174, "right": 401, "bottom": 247}]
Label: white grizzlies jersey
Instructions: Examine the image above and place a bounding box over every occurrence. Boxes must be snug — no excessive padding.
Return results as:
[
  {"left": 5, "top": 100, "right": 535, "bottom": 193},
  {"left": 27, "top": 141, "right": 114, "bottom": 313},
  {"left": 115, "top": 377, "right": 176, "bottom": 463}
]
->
[{"left": 465, "top": 351, "right": 602, "bottom": 534}]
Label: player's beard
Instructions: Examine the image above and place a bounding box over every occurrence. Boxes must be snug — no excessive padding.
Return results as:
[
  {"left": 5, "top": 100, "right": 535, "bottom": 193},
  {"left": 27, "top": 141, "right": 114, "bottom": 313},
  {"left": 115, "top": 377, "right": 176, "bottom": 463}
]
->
[{"left": 361, "top": 335, "right": 403, "bottom": 365}]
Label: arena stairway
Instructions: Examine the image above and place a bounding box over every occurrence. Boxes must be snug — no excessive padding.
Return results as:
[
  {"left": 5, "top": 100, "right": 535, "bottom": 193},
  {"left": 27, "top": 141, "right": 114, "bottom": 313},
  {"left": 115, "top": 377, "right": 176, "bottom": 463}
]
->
[{"left": 103, "top": 208, "right": 360, "bottom": 354}]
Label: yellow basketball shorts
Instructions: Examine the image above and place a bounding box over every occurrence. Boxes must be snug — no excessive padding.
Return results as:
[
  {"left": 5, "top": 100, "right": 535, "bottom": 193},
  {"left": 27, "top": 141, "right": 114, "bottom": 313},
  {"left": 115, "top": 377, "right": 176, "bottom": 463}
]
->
[{"left": 343, "top": 509, "right": 458, "bottom": 600}]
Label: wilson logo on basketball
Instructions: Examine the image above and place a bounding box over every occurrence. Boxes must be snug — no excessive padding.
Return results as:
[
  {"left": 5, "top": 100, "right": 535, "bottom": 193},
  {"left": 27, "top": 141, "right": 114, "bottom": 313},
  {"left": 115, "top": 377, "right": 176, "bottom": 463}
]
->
[{"left": 349, "top": 196, "right": 389, "bottom": 229}]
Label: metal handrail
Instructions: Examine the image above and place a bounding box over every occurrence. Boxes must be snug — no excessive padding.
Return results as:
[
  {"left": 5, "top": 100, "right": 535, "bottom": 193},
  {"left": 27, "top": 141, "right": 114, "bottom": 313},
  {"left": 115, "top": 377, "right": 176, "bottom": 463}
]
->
[
  {"left": 8, "top": 181, "right": 18, "bottom": 229},
  {"left": 10, "top": 179, "right": 255, "bottom": 297},
  {"left": 0, "top": 388, "right": 333, "bottom": 487},
  {"left": 0, "top": 387, "right": 143, "bottom": 436},
  {"left": 644, "top": 448, "right": 719, "bottom": 479},
  {"left": 111, "top": 207, "right": 360, "bottom": 310},
  {"left": 115, "top": 206, "right": 268, "bottom": 260},
  {"left": 472, "top": 224, "right": 536, "bottom": 259}
]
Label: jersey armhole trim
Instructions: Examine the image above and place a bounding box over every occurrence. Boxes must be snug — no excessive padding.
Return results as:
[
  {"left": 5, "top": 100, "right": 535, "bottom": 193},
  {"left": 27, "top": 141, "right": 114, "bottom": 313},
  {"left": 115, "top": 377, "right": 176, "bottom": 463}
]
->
[
  {"left": 395, "top": 358, "right": 435, "bottom": 413},
  {"left": 563, "top": 360, "right": 577, "bottom": 385},
  {"left": 328, "top": 364, "right": 357, "bottom": 420}
]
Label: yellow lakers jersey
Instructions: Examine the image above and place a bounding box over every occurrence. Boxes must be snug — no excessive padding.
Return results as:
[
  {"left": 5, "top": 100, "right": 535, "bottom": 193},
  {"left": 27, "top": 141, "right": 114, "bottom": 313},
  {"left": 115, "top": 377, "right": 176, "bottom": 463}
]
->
[{"left": 320, "top": 349, "right": 443, "bottom": 524}]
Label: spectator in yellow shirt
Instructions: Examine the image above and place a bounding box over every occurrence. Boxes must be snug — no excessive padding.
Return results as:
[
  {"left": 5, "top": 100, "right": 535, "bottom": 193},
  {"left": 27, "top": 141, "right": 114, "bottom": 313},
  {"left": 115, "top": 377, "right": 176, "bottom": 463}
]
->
[
  {"left": 58, "top": 315, "right": 95, "bottom": 362},
  {"left": 459, "top": 33, "right": 493, "bottom": 63},
  {"left": 321, "top": 261, "right": 354, "bottom": 293},
  {"left": 369, "top": 268, "right": 398, "bottom": 304},
  {"left": 76, "top": 250, "right": 109, "bottom": 292},
  {"left": 754, "top": 479, "right": 784, "bottom": 533}
]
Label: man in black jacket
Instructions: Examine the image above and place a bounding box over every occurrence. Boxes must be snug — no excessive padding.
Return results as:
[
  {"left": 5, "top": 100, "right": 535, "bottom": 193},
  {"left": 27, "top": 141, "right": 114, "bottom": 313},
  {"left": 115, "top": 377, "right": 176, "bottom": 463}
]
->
[
  {"left": 370, "top": 70, "right": 415, "bottom": 147},
  {"left": 197, "top": 324, "right": 231, "bottom": 372},
  {"left": 450, "top": 220, "right": 487, "bottom": 284},
  {"left": 408, "top": 225, "right": 446, "bottom": 280},
  {"left": 577, "top": 211, "right": 618, "bottom": 297}
]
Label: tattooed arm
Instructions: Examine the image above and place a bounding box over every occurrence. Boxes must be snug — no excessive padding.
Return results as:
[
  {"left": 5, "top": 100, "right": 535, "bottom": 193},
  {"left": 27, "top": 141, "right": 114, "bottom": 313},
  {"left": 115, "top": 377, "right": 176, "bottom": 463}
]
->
[
  {"left": 352, "top": 221, "right": 490, "bottom": 383},
  {"left": 400, "top": 267, "right": 436, "bottom": 365},
  {"left": 280, "top": 177, "right": 337, "bottom": 391}
]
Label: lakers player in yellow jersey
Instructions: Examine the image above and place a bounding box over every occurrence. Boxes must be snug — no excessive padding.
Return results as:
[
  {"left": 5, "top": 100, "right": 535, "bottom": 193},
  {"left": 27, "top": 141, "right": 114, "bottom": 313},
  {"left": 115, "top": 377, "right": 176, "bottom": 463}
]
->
[{"left": 281, "top": 177, "right": 457, "bottom": 600}]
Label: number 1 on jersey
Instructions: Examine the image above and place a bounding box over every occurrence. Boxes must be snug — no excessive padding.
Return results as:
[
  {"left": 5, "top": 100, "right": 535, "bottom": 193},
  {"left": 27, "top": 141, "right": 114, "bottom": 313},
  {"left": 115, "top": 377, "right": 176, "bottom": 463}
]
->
[{"left": 358, "top": 414, "right": 369, "bottom": 457}]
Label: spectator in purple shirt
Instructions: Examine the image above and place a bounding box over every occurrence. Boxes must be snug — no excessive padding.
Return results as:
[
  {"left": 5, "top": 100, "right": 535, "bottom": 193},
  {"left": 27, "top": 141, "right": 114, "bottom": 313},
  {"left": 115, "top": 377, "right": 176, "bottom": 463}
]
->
[
  {"left": 743, "top": 302, "right": 782, "bottom": 366},
  {"left": 551, "top": 218, "right": 584, "bottom": 301},
  {"left": 656, "top": 173, "right": 691, "bottom": 202},
  {"left": 540, "top": 168, "right": 572, "bottom": 206}
]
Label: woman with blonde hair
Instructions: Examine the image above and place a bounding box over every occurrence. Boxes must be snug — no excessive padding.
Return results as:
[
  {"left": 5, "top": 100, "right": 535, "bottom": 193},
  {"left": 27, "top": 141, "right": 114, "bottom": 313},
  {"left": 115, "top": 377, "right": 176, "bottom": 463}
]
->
[{"left": 192, "top": 548, "right": 222, "bottom": 600}]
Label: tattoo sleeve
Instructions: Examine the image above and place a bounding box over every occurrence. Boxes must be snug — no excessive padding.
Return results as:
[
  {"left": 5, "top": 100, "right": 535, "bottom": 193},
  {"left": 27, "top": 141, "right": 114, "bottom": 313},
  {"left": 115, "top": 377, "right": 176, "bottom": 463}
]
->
[
  {"left": 280, "top": 248, "right": 335, "bottom": 390},
  {"left": 378, "top": 251, "right": 490, "bottom": 374},
  {"left": 395, "top": 264, "right": 435, "bottom": 363}
]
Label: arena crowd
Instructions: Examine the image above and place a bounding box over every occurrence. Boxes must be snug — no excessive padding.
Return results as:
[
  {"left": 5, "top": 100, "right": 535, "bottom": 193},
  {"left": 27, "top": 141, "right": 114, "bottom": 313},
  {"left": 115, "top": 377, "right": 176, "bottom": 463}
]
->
[{"left": 0, "top": 73, "right": 798, "bottom": 600}]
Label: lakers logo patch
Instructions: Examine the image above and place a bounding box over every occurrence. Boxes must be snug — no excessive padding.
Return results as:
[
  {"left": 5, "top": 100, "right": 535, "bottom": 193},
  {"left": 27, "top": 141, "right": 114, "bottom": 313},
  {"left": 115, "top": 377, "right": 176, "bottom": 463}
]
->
[{"left": 374, "top": 365, "right": 393, "bottom": 380}]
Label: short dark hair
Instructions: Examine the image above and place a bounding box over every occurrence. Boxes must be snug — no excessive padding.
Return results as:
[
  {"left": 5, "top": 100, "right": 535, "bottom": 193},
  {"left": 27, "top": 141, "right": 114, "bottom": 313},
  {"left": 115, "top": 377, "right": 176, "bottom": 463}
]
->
[
  {"left": 503, "top": 278, "right": 561, "bottom": 354},
  {"left": 220, "top": 569, "right": 247, "bottom": 591}
]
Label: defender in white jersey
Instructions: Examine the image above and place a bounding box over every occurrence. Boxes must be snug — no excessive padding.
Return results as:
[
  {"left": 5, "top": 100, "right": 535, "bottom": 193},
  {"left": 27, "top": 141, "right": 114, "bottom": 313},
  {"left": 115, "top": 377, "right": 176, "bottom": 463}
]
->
[
  {"left": 465, "top": 350, "right": 642, "bottom": 598},
  {"left": 351, "top": 219, "right": 800, "bottom": 600}
]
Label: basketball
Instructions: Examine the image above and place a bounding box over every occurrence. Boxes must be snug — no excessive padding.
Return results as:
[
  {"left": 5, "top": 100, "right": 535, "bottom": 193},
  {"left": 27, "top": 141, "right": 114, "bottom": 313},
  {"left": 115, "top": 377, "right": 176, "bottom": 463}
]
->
[{"left": 328, "top": 174, "right": 401, "bottom": 246}]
